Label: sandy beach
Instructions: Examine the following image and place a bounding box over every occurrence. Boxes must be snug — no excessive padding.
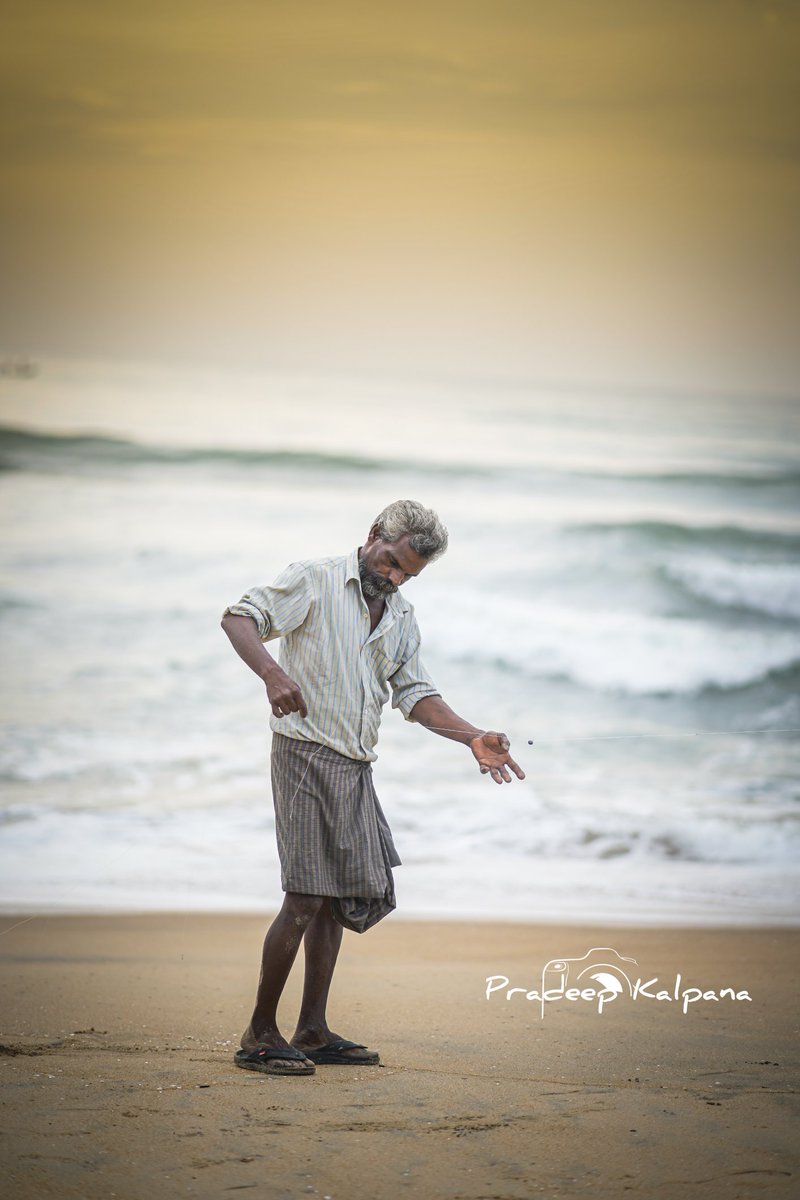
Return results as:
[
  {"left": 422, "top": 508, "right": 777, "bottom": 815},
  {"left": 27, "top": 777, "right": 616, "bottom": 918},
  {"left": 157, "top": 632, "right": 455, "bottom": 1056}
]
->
[{"left": 0, "top": 913, "right": 797, "bottom": 1199}]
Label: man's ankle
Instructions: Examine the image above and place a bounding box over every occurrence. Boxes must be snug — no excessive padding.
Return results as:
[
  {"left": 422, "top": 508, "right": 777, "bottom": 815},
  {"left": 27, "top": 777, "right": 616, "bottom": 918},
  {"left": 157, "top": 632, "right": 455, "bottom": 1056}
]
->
[
  {"left": 242, "top": 1020, "right": 280, "bottom": 1048},
  {"left": 293, "top": 1022, "right": 329, "bottom": 1042}
]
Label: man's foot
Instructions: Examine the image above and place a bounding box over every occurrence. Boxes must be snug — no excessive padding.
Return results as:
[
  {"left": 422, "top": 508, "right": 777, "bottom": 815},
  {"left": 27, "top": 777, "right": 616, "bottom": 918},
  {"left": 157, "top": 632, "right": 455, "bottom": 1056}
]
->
[
  {"left": 234, "top": 1045, "right": 315, "bottom": 1076},
  {"left": 292, "top": 1028, "right": 380, "bottom": 1065},
  {"left": 239, "top": 1022, "right": 315, "bottom": 1073}
]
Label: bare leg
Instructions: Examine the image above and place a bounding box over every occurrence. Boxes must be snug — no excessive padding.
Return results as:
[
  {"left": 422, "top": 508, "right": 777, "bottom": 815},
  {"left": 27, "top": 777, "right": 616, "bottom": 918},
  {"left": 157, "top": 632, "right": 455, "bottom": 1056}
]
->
[
  {"left": 242, "top": 891, "right": 325, "bottom": 1068},
  {"left": 291, "top": 901, "right": 376, "bottom": 1062},
  {"left": 291, "top": 899, "right": 343, "bottom": 1047}
]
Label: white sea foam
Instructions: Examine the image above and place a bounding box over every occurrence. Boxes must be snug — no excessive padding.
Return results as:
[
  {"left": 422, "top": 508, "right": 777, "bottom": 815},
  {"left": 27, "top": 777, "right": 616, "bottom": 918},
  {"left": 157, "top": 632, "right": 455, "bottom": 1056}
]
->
[
  {"left": 416, "top": 588, "right": 800, "bottom": 695},
  {"left": 0, "top": 798, "right": 797, "bottom": 925},
  {"left": 665, "top": 557, "right": 800, "bottom": 620}
]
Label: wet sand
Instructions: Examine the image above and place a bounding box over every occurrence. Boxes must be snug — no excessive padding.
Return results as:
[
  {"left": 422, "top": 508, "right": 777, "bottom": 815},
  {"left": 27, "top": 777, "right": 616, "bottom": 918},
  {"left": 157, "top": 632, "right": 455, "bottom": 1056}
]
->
[{"left": 1, "top": 913, "right": 797, "bottom": 1199}]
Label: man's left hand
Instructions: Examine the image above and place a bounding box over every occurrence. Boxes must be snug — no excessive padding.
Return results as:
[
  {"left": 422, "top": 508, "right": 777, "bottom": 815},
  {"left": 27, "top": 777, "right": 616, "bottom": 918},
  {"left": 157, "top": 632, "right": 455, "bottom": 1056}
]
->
[{"left": 469, "top": 732, "right": 525, "bottom": 785}]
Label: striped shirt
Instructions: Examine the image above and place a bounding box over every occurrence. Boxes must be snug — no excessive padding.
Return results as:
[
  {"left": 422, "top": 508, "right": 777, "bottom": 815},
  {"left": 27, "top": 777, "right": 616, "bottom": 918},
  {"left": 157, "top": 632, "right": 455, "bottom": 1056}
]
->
[{"left": 224, "top": 547, "right": 440, "bottom": 761}]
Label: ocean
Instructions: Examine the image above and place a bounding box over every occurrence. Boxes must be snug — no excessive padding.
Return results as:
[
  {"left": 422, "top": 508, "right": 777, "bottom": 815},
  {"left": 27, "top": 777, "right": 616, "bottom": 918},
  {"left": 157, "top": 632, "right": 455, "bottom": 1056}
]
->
[{"left": 1, "top": 357, "right": 798, "bottom": 925}]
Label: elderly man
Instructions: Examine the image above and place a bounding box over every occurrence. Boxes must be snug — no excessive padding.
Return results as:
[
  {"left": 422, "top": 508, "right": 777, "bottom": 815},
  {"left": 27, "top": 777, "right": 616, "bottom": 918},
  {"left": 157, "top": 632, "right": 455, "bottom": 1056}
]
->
[{"left": 221, "top": 499, "right": 524, "bottom": 1076}]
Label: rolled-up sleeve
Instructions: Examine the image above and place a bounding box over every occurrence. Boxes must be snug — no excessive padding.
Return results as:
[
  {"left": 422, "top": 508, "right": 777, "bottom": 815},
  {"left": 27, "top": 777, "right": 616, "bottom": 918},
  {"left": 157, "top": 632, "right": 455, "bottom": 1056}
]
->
[
  {"left": 389, "top": 627, "right": 440, "bottom": 719},
  {"left": 223, "top": 561, "right": 313, "bottom": 642}
]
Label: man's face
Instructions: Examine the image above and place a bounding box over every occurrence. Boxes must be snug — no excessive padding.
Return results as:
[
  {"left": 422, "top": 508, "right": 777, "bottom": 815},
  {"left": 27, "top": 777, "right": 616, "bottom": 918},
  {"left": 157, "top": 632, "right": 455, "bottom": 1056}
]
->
[{"left": 358, "top": 529, "right": 429, "bottom": 599}]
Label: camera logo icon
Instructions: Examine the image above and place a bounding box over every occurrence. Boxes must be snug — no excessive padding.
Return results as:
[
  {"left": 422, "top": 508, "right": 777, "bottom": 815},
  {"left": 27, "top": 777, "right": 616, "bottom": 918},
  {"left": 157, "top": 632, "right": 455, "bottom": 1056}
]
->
[{"left": 539, "top": 946, "right": 639, "bottom": 1019}]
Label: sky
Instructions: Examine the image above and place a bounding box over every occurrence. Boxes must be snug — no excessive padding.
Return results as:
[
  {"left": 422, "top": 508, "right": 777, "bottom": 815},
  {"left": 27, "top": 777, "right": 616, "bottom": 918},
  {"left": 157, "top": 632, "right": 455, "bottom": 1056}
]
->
[{"left": 1, "top": 0, "right": 799, "bottom": 394}]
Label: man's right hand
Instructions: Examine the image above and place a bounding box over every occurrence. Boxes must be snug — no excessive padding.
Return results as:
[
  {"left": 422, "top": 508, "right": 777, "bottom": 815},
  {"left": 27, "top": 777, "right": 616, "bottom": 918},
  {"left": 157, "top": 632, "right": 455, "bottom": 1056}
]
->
[{"left": 263, "top": 665, "right": 308, "bottom": 719}]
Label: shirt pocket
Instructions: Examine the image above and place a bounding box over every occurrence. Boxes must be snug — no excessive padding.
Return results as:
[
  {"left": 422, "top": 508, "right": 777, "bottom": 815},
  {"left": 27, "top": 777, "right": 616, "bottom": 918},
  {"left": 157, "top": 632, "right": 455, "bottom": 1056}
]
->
[{"left": 368, "top": 638, "right": 403, "bottom": 684}]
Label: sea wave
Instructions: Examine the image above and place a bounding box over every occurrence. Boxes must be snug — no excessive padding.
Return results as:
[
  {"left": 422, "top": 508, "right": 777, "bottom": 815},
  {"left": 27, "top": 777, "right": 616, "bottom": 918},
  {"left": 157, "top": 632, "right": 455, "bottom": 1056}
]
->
[
  {"left": 417, "top": 590, "right": 800, "bottom": 695},
  {"left": 5, "top": 424, "right": 800, "bottom": 500},
  {"left": 0, "top": 424, "right": 483, "bottom": 477},
  {"left": 569, "top": 464, "right": 800, "bottom": 487},
  {"left": 663, "top": 558, "right": 800, "bottom": 621},
  {"left": 567, "top": 518, "right": 800, "bottom": 553}
]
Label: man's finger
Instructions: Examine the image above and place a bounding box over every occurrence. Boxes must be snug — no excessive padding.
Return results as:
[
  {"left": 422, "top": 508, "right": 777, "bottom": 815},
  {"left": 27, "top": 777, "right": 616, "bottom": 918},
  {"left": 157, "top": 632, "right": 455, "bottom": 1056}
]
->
[
  {"left": 485, "top": 731, "right": 510, "bottom": 751},
  {"left": 271, "top": 693, "right": 307, "bottom": 718},
  {"left": 508, "top": 757, "right": 526, "bottom": 780},
  {"left": 282, "top": 690, "right": 308, "bottom": 717}
]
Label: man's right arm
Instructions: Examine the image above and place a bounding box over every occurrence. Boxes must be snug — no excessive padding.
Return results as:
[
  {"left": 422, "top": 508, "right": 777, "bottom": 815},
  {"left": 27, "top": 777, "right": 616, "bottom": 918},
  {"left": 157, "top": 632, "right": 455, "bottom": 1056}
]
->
[{"left": 220, "top": 614, "right": 308, "bottom": 719}]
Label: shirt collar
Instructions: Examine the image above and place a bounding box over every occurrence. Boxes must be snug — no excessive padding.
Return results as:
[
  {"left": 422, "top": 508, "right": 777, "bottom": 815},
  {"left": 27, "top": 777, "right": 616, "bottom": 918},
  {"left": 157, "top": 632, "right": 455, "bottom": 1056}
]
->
[
  {"left": 345, "top": 546, "right": 361, "bottom": 584},
  {"left": 346, "top": 547, "right": 410, "bottom": 615}
]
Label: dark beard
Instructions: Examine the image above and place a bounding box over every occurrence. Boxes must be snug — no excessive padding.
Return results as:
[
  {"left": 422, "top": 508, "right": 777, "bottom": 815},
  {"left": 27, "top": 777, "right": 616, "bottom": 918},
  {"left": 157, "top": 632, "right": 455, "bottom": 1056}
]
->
[{"left": 358, "top": 558, "right": 397, "bottom": 598}]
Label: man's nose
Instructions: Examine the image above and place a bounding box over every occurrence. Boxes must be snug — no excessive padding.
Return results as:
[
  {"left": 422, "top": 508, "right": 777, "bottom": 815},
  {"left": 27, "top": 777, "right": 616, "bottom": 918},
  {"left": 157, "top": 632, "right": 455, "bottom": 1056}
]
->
[{"left": 388, "top": 567, "right": 405, "bottom": 586}]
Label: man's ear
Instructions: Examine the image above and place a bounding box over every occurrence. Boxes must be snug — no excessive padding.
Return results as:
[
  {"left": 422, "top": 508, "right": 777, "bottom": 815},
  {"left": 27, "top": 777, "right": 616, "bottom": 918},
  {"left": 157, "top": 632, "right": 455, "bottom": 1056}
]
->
[{"left": 365, "top": 523, "right": 381, "bottom": 546}]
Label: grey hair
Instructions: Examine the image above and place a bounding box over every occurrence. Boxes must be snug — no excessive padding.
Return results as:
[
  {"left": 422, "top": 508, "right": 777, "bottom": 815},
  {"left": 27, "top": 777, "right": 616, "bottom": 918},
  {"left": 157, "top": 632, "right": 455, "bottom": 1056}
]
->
[{"left": 372, "top": 499, "right": 449, "bottom": 562}]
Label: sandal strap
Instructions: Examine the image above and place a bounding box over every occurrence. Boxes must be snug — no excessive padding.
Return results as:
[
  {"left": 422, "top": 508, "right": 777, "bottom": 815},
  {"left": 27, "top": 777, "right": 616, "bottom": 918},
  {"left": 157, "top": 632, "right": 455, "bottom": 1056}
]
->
[{"left": 239, "top": 1045, "right": 309, "bottom": 1063}]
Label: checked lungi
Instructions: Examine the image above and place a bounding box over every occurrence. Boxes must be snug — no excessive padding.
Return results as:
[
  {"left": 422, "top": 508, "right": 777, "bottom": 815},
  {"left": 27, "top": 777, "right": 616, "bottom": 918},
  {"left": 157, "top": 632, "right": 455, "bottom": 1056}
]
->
[{"left": 271, "top": 733, "right": 402, "bottom": 933}]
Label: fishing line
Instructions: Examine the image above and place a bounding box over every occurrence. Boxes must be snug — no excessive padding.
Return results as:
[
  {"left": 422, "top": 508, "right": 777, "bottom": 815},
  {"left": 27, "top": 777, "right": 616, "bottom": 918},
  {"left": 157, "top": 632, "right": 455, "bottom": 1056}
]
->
[{"left": 420, "top": 726, "right": 800, "bottom": 746}]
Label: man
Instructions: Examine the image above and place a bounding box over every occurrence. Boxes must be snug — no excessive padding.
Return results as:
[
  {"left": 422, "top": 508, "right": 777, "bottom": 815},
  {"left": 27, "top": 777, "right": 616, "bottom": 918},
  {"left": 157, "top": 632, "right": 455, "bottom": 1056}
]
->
[{"left": 221, "top": 499, "right": 524, "bottom": 1076}]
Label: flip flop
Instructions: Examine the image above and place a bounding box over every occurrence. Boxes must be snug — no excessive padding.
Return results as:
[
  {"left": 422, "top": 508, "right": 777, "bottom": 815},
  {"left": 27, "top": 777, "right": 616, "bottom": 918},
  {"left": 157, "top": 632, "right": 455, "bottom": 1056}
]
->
[
  {"left": 300, "top": 1038, "right": 380, "bottom": 1065},
  {"left": 234, "top": 1045, "right": 315, "bottom": 1076}
]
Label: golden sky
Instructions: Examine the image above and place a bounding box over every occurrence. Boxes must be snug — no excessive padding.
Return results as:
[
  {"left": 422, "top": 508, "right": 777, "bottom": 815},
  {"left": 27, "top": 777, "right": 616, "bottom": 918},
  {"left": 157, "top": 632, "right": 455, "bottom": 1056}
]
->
[{"left": 1, "top": 0, "right": 799, "bottom": 393}]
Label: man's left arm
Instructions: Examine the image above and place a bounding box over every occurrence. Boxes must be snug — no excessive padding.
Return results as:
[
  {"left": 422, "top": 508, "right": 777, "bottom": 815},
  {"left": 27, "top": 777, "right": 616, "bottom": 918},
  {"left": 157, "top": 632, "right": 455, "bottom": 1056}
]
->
[
  {"left": 408, "top": 694, "right": 525, "bottom": 786},
  {"left": 388, "top": 625, "right": 524, "bottom": 786}
]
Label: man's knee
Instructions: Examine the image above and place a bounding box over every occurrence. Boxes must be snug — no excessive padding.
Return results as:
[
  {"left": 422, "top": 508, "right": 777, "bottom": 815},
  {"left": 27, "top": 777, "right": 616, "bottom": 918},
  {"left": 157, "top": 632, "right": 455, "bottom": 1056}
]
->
[{"left": 281, "top": 892, "right": 326, "bottom": 925}]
